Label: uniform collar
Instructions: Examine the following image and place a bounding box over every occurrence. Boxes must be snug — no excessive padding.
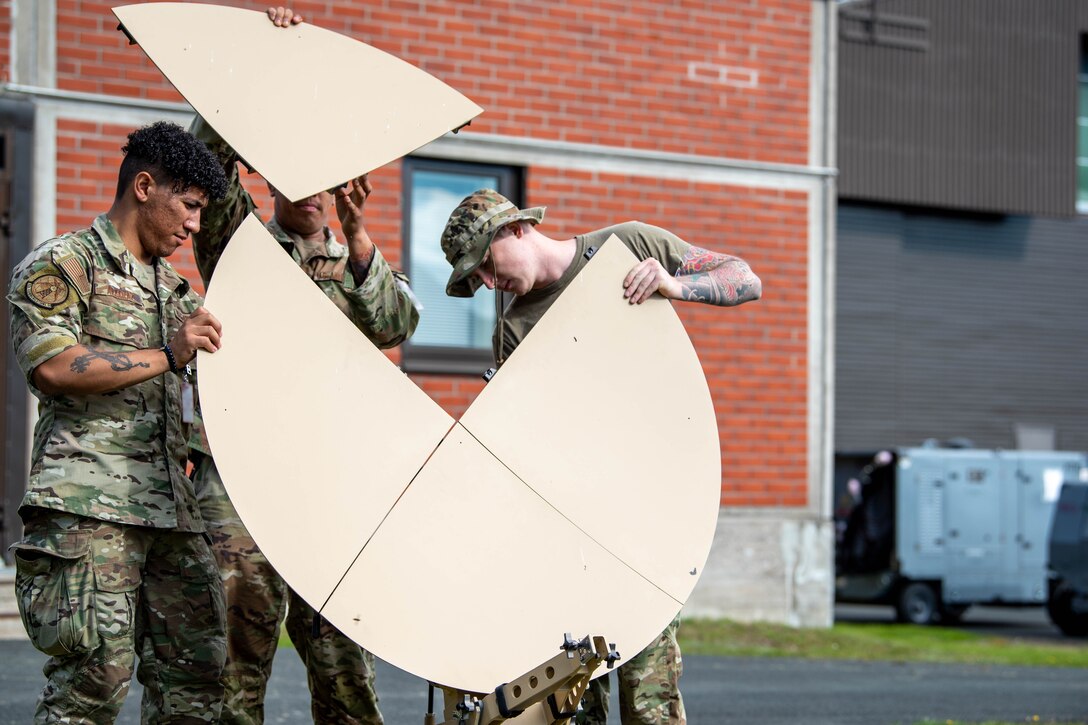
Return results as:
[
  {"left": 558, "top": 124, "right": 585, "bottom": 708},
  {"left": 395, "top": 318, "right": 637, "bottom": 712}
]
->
[
  {"left": 92, "top": 214, "right": 190, "bottom": 298},
  {"left": 93, "top": 213, "right": 138, "bottom": 274},
  {"left": 265, "top": 217, "right": 344, "bottom": 263}
]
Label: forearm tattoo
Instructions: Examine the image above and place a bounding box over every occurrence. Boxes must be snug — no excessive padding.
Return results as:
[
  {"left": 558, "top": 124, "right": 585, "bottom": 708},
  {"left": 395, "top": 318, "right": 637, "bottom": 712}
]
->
[
  {"left": 675, "top": 246, "right": 761, "bottom": 306},
  {"left": 350, "top": 246, "right": 376, "bottom": 284},
  {"left": 70, "top": 349, "right": 151, "bottom": 374}
]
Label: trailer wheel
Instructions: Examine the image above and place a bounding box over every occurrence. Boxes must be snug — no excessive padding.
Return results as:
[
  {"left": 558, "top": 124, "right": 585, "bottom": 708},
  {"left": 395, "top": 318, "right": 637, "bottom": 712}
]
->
[
  {"left": 1047, "top": 582, "right": 1088, "bottom": 638},
  {"left": 896, "top": 582, "right": 938, "bottom": 625}
]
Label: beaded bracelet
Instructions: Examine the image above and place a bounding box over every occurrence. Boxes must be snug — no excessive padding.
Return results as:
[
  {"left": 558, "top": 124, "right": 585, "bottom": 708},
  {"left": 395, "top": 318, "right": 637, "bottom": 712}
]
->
[{"left": 161, "top": 344, "right": 179, "bottom": 375}]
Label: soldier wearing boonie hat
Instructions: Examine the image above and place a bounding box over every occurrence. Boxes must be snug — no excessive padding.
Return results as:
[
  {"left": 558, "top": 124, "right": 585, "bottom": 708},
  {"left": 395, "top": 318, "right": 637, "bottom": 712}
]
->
[
  {"left": 437, "top": 184, "right": 764, "bottom": 725},
  {"left": 441, "top": 189, "right": 546, "bottom": 297}
]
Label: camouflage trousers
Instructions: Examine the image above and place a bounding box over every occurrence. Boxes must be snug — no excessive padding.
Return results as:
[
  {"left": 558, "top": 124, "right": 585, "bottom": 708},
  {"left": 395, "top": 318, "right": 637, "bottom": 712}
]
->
[
  {"left": 12, "top": 508, "right": 227, "bottom": 724},
  {"left": 577, "top": 615, "right": 686, "bottom": 725},
  {"left": 192, "top": 456, "right": 383, "bottom": 725}
]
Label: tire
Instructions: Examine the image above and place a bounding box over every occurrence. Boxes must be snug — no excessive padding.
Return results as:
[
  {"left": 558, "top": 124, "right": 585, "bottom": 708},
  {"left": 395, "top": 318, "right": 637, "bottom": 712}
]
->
[
  {"left": 896, "top": 581, "right": 938, "bottom": 625},
  {"left": 1047, "top": 583, "right": 1088, "bottom": 638}
]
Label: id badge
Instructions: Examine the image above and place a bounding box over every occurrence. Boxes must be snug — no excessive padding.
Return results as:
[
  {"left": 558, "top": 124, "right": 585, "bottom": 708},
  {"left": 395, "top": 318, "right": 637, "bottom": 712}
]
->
[{"left": 181, "top": 370, "right": 194, "bottom": 424}]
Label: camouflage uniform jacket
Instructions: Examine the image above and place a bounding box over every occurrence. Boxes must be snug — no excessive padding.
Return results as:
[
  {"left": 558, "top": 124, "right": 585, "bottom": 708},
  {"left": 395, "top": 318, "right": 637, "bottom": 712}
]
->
[
  {"left": 189, "top": 116, "right": 418, "bottom": 349},
  {"left": 7, "top": 214, "right": 204, "bottom": 531}
]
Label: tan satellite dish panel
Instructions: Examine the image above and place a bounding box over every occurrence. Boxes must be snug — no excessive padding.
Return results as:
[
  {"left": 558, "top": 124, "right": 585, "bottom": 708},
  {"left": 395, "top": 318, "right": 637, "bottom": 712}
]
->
[
  {"left": 321, "top": 423, "right": 681, "bottom": 693},
  {"left": 198, "top": 214, "right": 455, "bottom": 610},
  {"left": 460, "top": 238, "right": 721, "bottom": 605},
  {"left": 198, "top": 224, "right": 720, "bottom": 692},
  {"left": 112, "top": 3, "right": 483, "bottom": 202}
]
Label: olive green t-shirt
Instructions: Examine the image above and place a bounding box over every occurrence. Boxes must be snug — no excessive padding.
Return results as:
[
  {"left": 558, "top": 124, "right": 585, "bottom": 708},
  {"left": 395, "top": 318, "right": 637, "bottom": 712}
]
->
[{"left": 494, "top": 221, "right": 690, "bottom": 363}]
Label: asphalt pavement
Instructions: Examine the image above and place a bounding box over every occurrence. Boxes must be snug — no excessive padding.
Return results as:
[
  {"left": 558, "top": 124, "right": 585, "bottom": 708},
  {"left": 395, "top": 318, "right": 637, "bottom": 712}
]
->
[{"left": 0, "top": 606, "right": 1084, "bottom": 724}]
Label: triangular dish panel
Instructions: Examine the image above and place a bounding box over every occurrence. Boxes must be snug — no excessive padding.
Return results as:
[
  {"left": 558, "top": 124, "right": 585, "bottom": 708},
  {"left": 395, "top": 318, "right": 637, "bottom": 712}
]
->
[
  {"left": 112, "top": 3, "right": 483, "bottom": 201},
  {"left": 198, "top": 225, "right": 720, "bottom": 691},
  {"left": 198, "top": 214, "right": 454, "bottom": 612},
  {"left": 459, "top": 238, "right": 721, "bottom": 604},
  {"left": 321, "top": 423, "right": 682, "bottom": 693}
]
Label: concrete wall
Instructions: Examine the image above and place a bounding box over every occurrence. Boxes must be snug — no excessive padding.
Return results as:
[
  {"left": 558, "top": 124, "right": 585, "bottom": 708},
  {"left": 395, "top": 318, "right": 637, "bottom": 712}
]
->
[{"left": 686, "top": 511, "right": 833, "bottom": 627}]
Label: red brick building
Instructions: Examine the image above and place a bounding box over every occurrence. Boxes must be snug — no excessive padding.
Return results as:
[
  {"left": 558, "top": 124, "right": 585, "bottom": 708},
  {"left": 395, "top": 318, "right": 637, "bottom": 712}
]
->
[{"left": 1, "top": 0, "right": 836, "bottom": 626}]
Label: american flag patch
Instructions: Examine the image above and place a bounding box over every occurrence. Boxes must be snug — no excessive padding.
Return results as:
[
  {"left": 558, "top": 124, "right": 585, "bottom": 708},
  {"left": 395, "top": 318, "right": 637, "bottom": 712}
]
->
[{"left": 57, "top": 255, "right": 91, "bottom": 296}]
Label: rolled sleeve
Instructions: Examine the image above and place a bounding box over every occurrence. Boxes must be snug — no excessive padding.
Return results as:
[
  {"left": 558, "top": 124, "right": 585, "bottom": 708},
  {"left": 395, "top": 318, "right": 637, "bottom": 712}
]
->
[
  {"left": 11, "top": 309, "right": 79, "bottom": 390},
  {"left": 189, "top": 115, "right": 257, "bottom": 285},
  {"left": 8, "top": 252, "right": 85, "bottom": 387},
  {"left": 346, "top": 247, "right": 420, "bottom": 349}
]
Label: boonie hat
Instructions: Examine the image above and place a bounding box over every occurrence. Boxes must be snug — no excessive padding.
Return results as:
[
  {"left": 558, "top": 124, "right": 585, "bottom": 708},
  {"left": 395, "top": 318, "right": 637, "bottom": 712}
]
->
[{"left": 441, "top": 189, "right": 545, "bottom": 297}]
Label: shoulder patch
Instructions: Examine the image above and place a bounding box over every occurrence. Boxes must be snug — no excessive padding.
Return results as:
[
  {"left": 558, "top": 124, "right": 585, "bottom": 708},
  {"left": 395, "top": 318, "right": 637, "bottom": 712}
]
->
[
  {"left": 25, "top": 268, "right": 74, "bottom": 310},
  {"left": 55, "top": 253, "right": 92, "bottom": 297}
]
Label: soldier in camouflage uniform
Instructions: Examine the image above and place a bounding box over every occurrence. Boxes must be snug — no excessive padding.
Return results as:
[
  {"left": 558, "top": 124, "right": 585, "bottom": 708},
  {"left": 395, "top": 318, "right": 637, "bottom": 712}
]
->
[
  {"left": 575, "top": 617, "right": 685, "bottom": 725},
  {"left": 6, "top": 121, "right": 230, "bottom": 723},
  {"left": 161, "top": 10, "right": 419, "bottom": 725},
  {"left": 440, "top": 189, "right": 762, "bottom": 724}
]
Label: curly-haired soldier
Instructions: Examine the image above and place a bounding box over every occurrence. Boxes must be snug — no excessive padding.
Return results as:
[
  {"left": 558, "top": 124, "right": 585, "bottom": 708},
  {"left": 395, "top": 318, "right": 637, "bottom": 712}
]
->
[
  {"left": 7, "top": 120, "right": 230, "bottom": 723},
  {"left": 116, "top": 120, "right": 230, "bottom": 201}
]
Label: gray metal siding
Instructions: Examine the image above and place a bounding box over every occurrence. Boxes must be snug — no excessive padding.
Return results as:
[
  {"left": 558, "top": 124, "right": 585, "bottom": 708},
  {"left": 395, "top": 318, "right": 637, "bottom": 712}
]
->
[
  {"left": 836, "top": 203, "right": 1088, "bottom": 452},
  {"left": 838, "top": 0, "right": 1088, "bottom": 217}
]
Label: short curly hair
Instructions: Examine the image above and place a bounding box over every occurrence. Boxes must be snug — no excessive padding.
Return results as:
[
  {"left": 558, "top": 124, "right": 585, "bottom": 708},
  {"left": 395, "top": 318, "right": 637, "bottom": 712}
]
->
[{"left": 115, "top": 120, "right": 228, "bottom": 201}]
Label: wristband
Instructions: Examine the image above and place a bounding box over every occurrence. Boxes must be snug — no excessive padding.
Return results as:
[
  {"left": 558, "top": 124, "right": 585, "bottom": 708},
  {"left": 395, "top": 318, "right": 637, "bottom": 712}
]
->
[{"left": 161, "top": 344, "right": 180, "bottom": 375}]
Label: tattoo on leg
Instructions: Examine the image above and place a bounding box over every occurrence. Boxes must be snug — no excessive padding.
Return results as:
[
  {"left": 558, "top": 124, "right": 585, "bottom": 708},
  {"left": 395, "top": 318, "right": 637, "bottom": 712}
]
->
[{"left": 70, "top": 349, "right": 151, "bottom": 374}]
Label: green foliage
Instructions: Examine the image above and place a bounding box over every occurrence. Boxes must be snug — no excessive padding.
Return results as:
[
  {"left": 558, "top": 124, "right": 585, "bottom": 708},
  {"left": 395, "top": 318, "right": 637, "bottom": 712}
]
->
[{"left": 678, "top": 619, "right": 1088, "bottom": 668}]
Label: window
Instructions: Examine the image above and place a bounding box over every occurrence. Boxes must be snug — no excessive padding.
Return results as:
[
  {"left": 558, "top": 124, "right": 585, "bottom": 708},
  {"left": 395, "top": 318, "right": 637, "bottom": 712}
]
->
[
  {"left": 1078, "top": 36, "right": 1088, "bottom": 214},
  {"left": 401, "top": 157, "right": 522, "bottom": 374}
]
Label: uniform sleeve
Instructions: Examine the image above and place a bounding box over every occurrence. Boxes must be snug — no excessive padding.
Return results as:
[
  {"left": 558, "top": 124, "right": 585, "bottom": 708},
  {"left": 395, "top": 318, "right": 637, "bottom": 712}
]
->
[
  {"left": 619, "top": 222, "right": 691, "bottom": 274},
  {"left": 343, "top": 246, "right": 420, "bottom": 349},
  {"left": 189, "top": 115, "right": 258, "bottom": 285},
  {"left": 6, "top": 242, "right": 89, "bottom": 388}
]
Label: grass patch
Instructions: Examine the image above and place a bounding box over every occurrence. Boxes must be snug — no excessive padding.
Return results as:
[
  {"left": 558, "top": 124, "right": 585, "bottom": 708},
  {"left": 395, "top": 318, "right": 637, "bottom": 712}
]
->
[
  {"left": 282, "top": 618, "right": 1088, "bottom": 668},
  {"left": 678, "top": 619, "right": 1088, "bottom": 668}
]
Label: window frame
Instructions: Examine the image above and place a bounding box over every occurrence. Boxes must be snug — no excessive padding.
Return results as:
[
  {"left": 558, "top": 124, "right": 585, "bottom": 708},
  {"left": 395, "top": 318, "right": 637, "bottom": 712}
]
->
[
  {"left": 400, "top": 156, "right": 523, "bottom": 375},
  {"left": 1078, "top": 35, "right": 1088, "bottom": 215}
]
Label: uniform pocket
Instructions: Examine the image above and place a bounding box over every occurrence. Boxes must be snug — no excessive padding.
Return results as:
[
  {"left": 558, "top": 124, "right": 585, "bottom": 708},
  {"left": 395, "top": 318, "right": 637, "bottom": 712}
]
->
[
  {"left": 12, "top": 529, "right": 99, "bottom": 657},
  {"left": 83, "top": 293, "right": 151, "bottom": 350},
  {"left": 91, "top": 545, "right": 142, "bottom": 641},
  {"left": 307, "top": 255, "right": 348, "bottom": 283}
]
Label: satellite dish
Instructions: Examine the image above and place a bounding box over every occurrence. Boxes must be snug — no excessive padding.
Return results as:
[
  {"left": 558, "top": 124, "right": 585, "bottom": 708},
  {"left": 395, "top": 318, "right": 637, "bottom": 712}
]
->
[
  {"left": 198, "top": 216, "right": 721, "bottom": 693},
  {"left": 112, "top": 3, "right": 483, "bottom": 201}
]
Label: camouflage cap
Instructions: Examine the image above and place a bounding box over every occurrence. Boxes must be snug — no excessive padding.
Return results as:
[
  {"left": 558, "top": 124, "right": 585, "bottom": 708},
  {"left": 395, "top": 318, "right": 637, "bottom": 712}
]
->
[{"left": 441, "top": 189, "right": 545, "bottom": 297}]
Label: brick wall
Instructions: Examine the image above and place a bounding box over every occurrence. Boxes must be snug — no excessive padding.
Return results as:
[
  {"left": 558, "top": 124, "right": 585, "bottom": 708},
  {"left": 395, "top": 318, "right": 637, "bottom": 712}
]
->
[
  {"left": 56, "top": 0, "right": 185, "bottom": 102},
  {"left": 56, "top": 0, "right": 810, "bottom": 162},
  {"left": 42, "top": 0, "right": 814, "bottom": 508},
  {"left": 0, "top": 1, "right": 9, "bottom": 82},
  {"left": 523, "top": 171, "right": 810, "bottom": 506}
]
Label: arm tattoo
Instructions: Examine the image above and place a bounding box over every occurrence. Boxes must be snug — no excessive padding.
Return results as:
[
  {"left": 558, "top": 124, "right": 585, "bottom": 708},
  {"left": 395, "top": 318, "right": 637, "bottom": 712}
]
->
[
  {"left": 675, "top": 246, "right": 761, "bottom": 306},
  {"left": 70, "top": 349, "right": 151, "bottom": 374},
  {"left": 350, "top": 246, "right": 376, "bottom": 284}
]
